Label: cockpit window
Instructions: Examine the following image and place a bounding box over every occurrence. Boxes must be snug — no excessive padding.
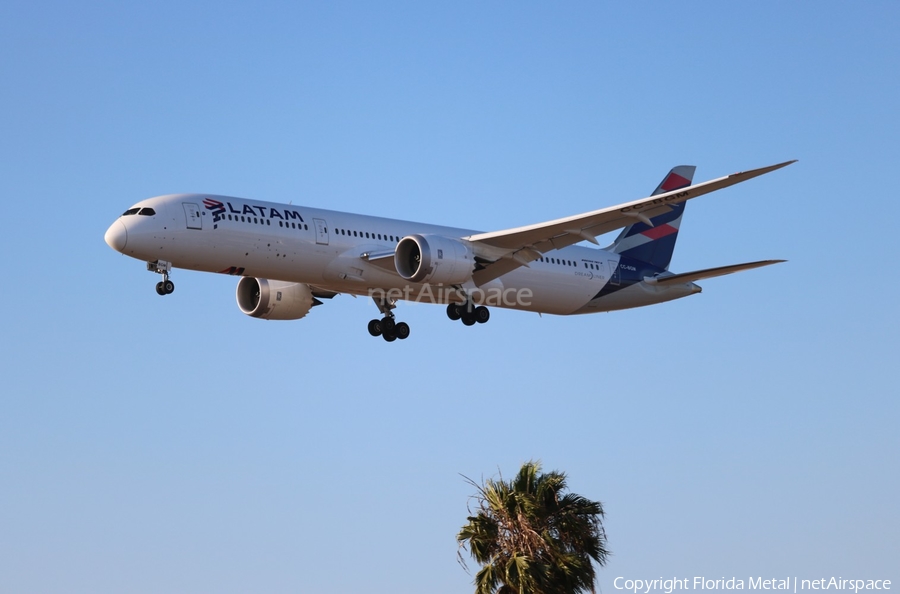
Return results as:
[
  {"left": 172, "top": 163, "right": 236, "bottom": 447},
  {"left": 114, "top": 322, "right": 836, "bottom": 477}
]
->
[
  {"left": 138, "top": 208, "right": 156, "bottom": 216},
  {"left": 122, "top": 208, "right": 140, "bottom": 216}
]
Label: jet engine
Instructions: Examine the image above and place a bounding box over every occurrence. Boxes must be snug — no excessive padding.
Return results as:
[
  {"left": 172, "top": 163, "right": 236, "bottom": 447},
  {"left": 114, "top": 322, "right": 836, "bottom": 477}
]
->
[
  {"left": 394, "top": 234, "right": 474, "bottom": 285},
  {"left": 236, "top": 278, "right": 316, "bottom": 320}
]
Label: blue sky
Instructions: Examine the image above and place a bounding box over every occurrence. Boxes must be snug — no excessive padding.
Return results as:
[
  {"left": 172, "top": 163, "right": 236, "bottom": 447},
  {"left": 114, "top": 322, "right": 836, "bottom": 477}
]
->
[{"left": 1, "top": 2, "right": 897, "bottom": 593}]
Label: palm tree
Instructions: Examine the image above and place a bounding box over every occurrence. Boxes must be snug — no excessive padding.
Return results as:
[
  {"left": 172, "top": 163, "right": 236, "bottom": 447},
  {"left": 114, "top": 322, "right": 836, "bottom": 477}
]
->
[{"left": 457, "top": 461, "right": 609, "bottom": 594}]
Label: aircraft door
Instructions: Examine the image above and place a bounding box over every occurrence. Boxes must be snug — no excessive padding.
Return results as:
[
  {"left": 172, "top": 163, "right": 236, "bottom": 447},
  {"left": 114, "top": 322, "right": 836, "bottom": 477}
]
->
[
  {"left": 183, "top": 203, "right": 202, "bottom": 230},
  {"left": 608, "top": 260, "right": 620, "bottom": 286},
  {"left": 313, "top": 218, "right": 329, "bottom": 245}
]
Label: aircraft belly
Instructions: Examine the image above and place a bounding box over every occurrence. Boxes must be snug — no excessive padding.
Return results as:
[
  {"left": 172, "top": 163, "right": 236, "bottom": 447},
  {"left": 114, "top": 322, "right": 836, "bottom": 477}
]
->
[
  {"left": 163, "top": 228, "right": 331, "bottom": 284},
  {"left": 573, "top": 281, "right": 700, "bottom": 313},
  {"left": 499, "top": 267, "right": 601, "bottom": 315}
]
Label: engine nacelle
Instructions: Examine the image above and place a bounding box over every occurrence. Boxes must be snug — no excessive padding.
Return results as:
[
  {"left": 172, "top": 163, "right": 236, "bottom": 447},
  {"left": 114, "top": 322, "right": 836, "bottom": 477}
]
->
[
  {"left": 236, "top": 278, "right": 315, "bottom": 320},
  {"left": 395, "top": 234, "right": 474, "bottom": 285}
]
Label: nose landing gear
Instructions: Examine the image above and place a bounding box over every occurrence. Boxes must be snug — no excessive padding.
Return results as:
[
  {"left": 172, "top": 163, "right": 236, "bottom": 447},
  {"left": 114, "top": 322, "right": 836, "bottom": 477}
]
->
[
  {"left": 148, "top": 260, "right": 175, "bottom": 295},
  {"left": 155, "top": 280, "right": 175, "bottom": 295}
]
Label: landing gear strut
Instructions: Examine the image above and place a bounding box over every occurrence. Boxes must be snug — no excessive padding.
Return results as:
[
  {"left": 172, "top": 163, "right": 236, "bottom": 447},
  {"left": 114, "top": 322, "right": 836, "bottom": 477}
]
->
[
  {"left": 446, "top": 301, "right": 490, "bottom": 326},
  {"left": 148, "top": 260, "right": 175, "bottom": 295},
  {"left": 368, "top": 294, "right": 410, "bottom": 342}
]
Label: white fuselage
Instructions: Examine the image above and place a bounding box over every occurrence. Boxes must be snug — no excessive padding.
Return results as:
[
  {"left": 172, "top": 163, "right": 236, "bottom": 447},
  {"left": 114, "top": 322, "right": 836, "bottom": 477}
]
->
[{"left": 105, "top": 193, "right": 698, "bottom": 316}]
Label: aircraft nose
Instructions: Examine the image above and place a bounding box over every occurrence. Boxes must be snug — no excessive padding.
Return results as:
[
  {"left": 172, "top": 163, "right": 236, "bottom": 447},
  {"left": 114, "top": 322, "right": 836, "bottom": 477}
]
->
[{"left": 105, "top": 220, "right": 127, "bottom": 252}]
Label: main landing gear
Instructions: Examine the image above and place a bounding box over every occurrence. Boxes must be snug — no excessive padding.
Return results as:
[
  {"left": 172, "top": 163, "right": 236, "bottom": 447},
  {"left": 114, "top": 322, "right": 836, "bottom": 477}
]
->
[
  {"left": 148, "top": 260, "right": 175, "bottom": 296},
  {"left": 446, "top": 302, "right": 490, "bottom": 326},
  {"left": 367, "top": 295, "right": 410, "bottom": 342}
]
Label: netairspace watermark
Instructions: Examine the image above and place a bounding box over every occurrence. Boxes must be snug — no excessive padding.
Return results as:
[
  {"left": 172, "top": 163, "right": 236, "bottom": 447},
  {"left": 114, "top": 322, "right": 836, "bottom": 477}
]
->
[
  {"left": 614, "top": 578, "right": 892, "bottom": 594},
  {"left": 368, "top": 285, "right": 534, "bottom": 307}
]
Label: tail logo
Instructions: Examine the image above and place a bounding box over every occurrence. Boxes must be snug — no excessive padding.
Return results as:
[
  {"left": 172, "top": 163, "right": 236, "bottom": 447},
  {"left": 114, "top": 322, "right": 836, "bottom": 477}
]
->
[
  {"left": 660, "top": 172, "right": 692, "bottom": 192},
  {"left": 640, "top": 223, "right": 679, "bottom": 240}
]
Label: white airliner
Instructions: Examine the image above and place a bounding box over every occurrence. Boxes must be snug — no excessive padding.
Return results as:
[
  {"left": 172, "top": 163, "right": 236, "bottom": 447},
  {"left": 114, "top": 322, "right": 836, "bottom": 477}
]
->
[{"left": 104, "top": 161, "right": 794, "bottom": 341}]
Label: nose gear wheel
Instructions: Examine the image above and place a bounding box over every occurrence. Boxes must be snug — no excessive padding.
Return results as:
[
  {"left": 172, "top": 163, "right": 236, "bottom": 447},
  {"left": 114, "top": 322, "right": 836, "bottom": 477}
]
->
[{"left": 148, "top": 260, "right": 175, "bottom": 295}]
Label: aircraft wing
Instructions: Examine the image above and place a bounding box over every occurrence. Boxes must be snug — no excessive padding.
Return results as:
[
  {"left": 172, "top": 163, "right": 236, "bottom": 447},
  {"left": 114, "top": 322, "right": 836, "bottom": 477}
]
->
[
  {"left": 465, "top": 160, "right": 796, "bottom": 286},
  {"left": 646, "top": 260, "right": 786, "bottom": 286}
]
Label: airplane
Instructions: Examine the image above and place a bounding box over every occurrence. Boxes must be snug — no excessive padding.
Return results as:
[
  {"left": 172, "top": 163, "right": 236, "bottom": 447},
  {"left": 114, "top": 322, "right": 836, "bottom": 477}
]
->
[{"left": 104, "top": 160, "right": 794, "bottom": 342}]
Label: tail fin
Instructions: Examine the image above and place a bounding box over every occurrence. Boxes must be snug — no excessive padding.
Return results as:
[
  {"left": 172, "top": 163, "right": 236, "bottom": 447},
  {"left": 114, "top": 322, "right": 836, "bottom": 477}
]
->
[{"left": 610, "top": 165, "right": 696, "bottom": 270}]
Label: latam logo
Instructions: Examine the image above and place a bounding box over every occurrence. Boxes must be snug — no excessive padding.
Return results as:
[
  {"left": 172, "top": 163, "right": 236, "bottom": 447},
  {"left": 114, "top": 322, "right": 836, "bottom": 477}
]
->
[
  {"left": 203, "top": 198, "right": 305, "bottom": 223},
  {"left": 203, "top": 198, "right": 226, "bottom": 216}
]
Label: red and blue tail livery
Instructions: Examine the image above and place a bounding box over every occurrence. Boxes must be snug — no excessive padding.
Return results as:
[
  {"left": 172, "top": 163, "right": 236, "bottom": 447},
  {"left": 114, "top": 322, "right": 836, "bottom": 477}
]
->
[
  {"left": 104, "top": 160, "right": 795, "bottom": 341},
  {"left": 610, "top": 165, "right": 695, "bottom": 270}
]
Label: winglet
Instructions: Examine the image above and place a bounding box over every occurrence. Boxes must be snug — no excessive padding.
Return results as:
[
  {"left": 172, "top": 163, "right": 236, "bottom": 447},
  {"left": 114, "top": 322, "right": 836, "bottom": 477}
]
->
[{"left": 730, "top": 160, "right": 797, "bottom": 179}]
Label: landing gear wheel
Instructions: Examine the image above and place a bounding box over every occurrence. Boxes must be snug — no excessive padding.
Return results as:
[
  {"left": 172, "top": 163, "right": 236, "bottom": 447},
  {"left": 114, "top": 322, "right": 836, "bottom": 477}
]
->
[
  {"left": 382, "top": 316, "right": 396, "bottom": 333},
  {"left": 163, "top": 280, "right": 175, "bottom": 294},
  {"left": 156, "top": 282, "right": 166, "bottom": 296},
  {"left": 395, "top": 322, "right": 410, "bottom": 340},
  {"left": 367, "top": 319, "right": 383, "bottom": 337},
  {"left": 446, "top": 303, "right": 461, "bottom": 321},
  {"left": 462, "top": 314, "right": 476, "bottom": 326},
  {"left": 475, "top": 306, "right": 490, "bottom": 324},
  {"left": 382, "top": 330, "right": 397, "bottom": 342}
]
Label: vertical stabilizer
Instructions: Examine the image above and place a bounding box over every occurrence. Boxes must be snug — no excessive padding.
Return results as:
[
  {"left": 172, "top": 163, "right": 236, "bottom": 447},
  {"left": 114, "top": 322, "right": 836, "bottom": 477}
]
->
[{"left": 611, "top": 165, "right": 696, "bottom": 270}]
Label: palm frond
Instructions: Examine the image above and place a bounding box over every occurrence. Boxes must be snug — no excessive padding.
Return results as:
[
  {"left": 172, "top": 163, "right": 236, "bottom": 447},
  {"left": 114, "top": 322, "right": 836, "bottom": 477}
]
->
[{"left": 458, "top": 461, "right": 609, "bottom": 594}]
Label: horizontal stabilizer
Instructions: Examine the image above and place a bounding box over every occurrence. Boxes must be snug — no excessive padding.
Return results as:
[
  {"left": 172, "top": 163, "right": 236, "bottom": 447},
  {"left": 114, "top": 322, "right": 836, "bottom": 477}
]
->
[{"left": 647, "top": 260, "right": 786, "bottom": 285}]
